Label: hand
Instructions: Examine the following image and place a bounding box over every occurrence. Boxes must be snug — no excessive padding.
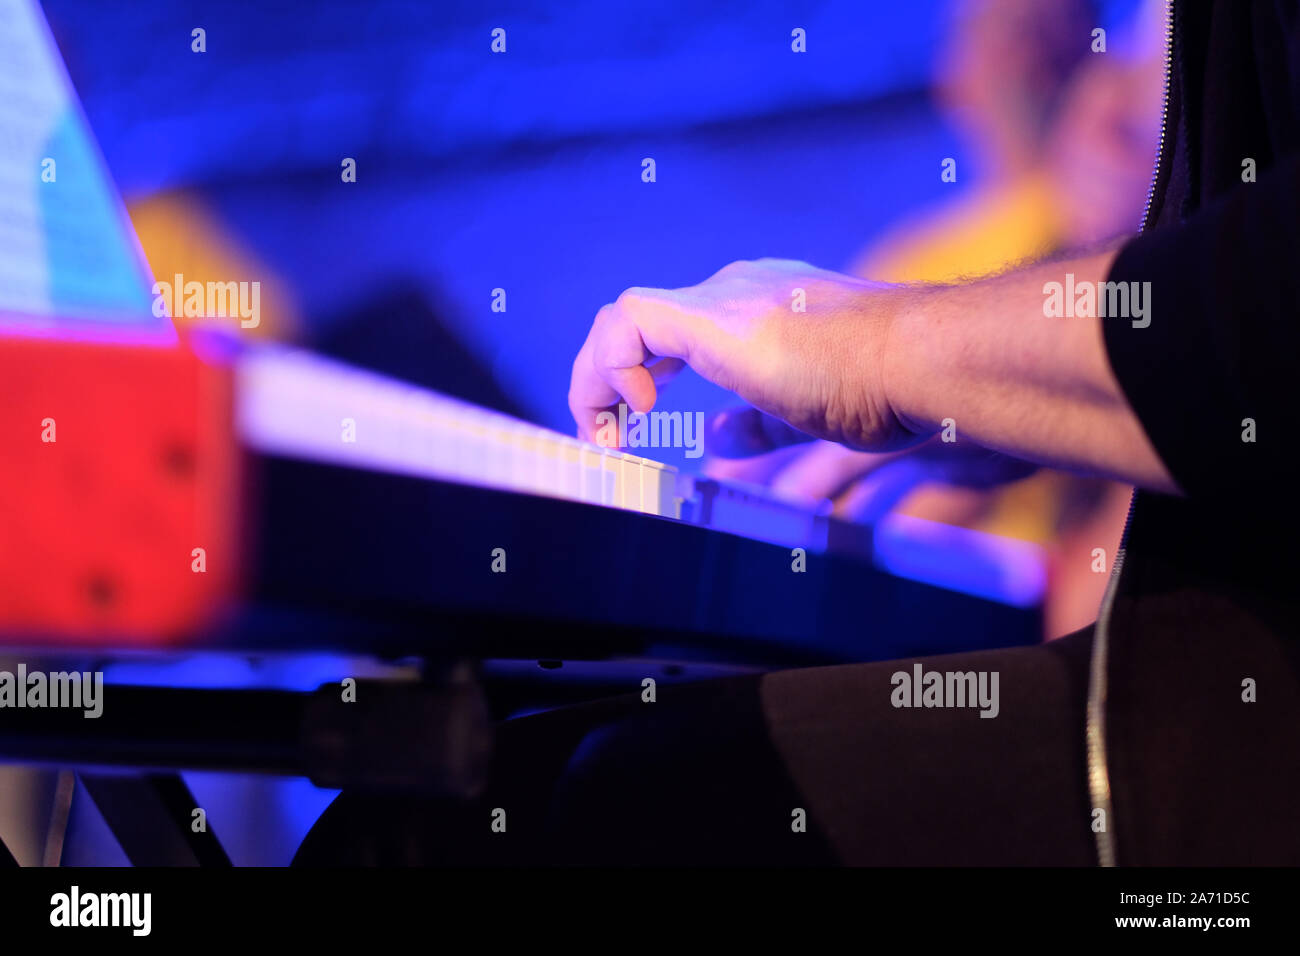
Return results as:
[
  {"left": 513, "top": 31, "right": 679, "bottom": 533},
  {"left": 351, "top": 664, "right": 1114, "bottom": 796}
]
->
[
  {"left": 567, "top": 259, "right": 929, "bottom": 454},
  {"left": 569, "top": 249, "right": 1178, "bottom": 495},
  {"left": 705, "top": 408, "right": 1038, "bottom": 523}
]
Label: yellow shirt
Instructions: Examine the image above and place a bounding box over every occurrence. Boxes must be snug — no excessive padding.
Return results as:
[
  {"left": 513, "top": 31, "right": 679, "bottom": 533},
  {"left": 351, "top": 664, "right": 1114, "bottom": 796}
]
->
[{"left": 848, "top": 173, "right": 1073, "bottom": 544}]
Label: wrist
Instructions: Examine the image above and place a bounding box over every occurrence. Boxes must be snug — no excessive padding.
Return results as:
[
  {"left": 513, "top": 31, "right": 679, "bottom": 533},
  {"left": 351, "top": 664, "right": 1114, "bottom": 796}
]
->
[{"left": 879, "top": 283, "right": 945, "bottom": 443}]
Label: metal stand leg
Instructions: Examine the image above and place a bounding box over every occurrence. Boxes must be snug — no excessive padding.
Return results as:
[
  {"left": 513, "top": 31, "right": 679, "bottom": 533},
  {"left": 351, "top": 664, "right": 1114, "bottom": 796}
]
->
[{"left": 78, "top": 772, "right": 232, "bottom": 867}]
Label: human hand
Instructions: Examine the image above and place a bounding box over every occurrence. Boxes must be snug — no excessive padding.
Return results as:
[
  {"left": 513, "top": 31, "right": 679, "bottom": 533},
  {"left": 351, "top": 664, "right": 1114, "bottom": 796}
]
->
[{"left": 568, "top": 258, "right": 926, "bottom": 455}]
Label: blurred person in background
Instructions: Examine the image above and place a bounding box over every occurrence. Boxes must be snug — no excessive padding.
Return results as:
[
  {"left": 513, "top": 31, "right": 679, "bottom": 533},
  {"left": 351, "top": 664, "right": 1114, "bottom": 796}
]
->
[{"left": 708, "top": 0, "right": 1166, "bottom": 639}]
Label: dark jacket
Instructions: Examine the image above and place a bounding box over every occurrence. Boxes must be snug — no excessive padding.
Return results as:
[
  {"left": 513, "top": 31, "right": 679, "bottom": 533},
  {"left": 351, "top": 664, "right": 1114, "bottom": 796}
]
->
[{"left": 1101, "top": 0, "right": 1300, "bottom": 864}]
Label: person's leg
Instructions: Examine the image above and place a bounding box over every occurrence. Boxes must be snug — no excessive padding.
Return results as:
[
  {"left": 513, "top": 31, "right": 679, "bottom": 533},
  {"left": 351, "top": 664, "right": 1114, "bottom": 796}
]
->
[
  {"left": 293, "top": 688, "right": 651, "bottom": 865},
  {"left": 295, "top": 628, "right": 1096, "bottom": 866},
  {"left": 764, "top": 625, "right": 1097, "bottom": 864},
  {"left": 545, "top": 627, "right": 1096, "bottom": 865}
]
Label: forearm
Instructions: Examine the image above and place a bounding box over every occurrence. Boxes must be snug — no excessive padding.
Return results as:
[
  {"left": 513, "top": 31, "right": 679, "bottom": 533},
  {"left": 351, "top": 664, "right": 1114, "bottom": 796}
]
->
[{"left": 880, "top": 245, "right": 1180, "bottom": 493}]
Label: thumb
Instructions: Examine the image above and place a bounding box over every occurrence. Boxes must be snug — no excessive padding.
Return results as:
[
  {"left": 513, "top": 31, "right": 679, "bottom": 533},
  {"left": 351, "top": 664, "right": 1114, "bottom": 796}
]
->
[
  {"left": 835, "top": 456, "right": 931, "bottom": 524},
  {"left": 705, "top": 405, "right": 817, "bottom": 459}
]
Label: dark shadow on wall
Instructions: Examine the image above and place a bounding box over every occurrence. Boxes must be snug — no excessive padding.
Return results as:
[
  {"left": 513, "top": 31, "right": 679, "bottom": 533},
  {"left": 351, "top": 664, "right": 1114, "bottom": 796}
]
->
[{"left": 307, "top": 281, "right": 525, "bottom": 418}]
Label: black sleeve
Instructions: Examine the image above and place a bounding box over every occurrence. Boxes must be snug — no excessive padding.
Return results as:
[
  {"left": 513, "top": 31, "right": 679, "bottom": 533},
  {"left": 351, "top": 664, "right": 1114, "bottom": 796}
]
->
[{"left": 1103, "top": 152, "right": 1300, "bottom": 500}]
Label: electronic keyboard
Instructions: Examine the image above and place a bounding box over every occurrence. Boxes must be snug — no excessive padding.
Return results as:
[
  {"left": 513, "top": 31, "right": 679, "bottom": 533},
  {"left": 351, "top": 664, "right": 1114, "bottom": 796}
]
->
[{"left": 2, "top": 334, "right": 1043, "bottom": 665}]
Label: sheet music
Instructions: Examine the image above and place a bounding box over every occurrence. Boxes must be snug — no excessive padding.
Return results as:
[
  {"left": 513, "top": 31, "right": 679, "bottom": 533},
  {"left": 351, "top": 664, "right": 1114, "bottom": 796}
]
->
[{"left": 0, "top": 0, "right": 159, "bottom": 333}]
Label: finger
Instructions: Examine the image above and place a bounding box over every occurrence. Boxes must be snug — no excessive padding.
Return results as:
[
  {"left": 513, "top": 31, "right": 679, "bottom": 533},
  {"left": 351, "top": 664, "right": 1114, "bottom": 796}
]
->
[
  {"left": 647, "top": 356, "right": 687, "bottom": 386},
  {"left": 769, "top": 441, "right": 904, "bottom": 502},
  {"left": 705, "top": 405, "right": 817, "bottom": 459},
  {"left": 910, "top": 439, "right": 1038, "bottom": 488},
  {"left": 568, "top": 304, "right": 657, "bottom": 443},
  {"left": 703, "top": 442, "right": 808, "bottom": 486},
  {"left": 568, "top": 334, "right": 618, "bottom": 443},
  {"left": 569, "top": 292, "right": 695, "bottom": 441},
  {"left": 591, "top": 301, "right": 658, "bottom": 414},
  {"left": 834, "top": 456, "right": 931, "bottom": 525}
]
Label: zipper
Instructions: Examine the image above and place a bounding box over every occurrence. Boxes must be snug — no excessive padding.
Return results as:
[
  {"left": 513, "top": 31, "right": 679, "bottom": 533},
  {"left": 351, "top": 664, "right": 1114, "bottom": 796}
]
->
[
  {"left": 1085, "top": 0, "right": 1175, "bottom": 868},
  {"left": 1086, "top": 504, "right": 1131, "bottom": 867}
]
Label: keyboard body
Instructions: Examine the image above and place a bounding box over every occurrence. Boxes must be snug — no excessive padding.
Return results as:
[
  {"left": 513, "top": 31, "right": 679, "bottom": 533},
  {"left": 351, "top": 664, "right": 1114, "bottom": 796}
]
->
[{"left": 1, "top": 335, "right": 1042, "bottom": 664}]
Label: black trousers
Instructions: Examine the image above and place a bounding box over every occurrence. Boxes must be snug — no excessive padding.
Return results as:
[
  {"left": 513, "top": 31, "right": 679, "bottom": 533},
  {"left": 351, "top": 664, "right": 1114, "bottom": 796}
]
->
[{"left": 295, "top": 627, "right": 1098, "bottom": 865}]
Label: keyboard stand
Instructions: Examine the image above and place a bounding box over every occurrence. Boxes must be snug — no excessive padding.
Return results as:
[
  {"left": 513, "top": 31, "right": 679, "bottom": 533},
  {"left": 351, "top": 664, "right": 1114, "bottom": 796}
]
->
[{"left": 0, "top": 662, "right": 491, "bottom": 866}]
